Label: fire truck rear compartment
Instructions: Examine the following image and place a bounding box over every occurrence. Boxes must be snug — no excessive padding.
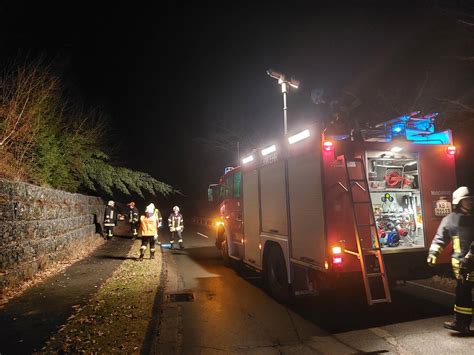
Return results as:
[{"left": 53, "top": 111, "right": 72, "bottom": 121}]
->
[{"left": 366, "top": 150, "right": 425, "bottom": 252}]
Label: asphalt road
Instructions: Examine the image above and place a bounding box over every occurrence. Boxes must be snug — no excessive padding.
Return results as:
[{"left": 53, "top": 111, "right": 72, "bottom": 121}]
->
[{"left": 155, "top": 225, "right": 474, "bottom": 354}]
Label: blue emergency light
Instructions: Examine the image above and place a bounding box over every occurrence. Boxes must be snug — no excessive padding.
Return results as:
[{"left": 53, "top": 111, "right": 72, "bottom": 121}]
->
[{"left": 349, "top": 111, "right": 452, "bottom": 145}]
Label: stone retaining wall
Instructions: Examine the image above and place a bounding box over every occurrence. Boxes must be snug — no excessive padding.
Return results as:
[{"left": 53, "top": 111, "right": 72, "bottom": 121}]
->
[{"left": 0, "top": 178, "right": 105, "bottom": 292}]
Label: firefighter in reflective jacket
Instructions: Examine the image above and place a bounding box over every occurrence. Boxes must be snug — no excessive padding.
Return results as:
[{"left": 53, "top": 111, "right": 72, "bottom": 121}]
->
[
  {"left": 139, "top": 204, "right": 159, "bottom": 260},
  {"left": 153, "top": 204, "right": 163, "bottom": 245},
  {"left": 104, "top": 200, "right": 117, "bottom": 239},
  {"left": 427, "top": 186, "right": 474, "bottom": 334},
  {"left": 168, "top": 206, "right": 184, "bottom": 249},
  {"left": 128, "top": 202, "right": 140, "bottom": 238},
  {"left": 154, "top": 206, "right": 163, "bottom": 227}
]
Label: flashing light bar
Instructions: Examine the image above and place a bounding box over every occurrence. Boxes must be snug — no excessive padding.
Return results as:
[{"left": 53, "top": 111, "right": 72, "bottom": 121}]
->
[
  {"left": 323, "top": 141, "right": 334, "bottom": 152},
  {"left": 288, "top": 129, "right": 310, "bottom": 144},
  {"left": 261, "top": 145, "right": 276, "bottom": 156},
  {"left": 447, "top": 145, "right": 456, "bottom": 156},
  {"left": 332, "top": 246, "right": 342, "bottom": 254},
  {"left": 390, "top": 146, "right": 403, "bottom": 153},
  {"left": 242, "top": 155, "right": 254, "bottom": 164}
]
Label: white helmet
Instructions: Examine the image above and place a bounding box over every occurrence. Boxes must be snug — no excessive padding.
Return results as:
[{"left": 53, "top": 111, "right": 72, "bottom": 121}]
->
[
  {"left": 145, "top": 203, "right": 155, "bottom": 214},
  {"left": 173, "top": 206, "right": 180, "bottom": 213},
  {"left": 107, "top": 200, "right": 115, "bottom": 207},
  {"left": 453, "top": 186, "right": 471, "bottom": 205}
]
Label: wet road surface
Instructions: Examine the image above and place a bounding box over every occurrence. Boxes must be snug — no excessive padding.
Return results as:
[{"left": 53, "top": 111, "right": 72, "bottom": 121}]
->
[{"left": 155, "top": 225, "right": 474, "bottom": 354}]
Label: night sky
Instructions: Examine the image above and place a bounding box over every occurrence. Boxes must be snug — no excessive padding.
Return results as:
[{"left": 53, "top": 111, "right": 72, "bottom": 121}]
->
[{"left": 0, "top": 1, "right": 473, "bottom": 213}]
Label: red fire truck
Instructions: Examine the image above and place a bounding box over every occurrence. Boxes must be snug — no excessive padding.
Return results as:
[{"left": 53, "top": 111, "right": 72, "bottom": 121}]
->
[{"left": 208, "top": 113, "right": 457, "bottom": 304}]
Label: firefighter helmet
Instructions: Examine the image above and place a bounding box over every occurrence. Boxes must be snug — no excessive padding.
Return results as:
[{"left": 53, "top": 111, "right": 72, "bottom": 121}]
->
[
  {"left": 173, "top": 206, "right": 180, "bottom": 213},
  {"left": 145, "top": 204, "right": 155, "bottom": 214},
  {"left": 453, "top": 186, "right": 471, "bottom": 205},
  {"left": 107, "top": 200, "right": 115, "bottom": 207}
]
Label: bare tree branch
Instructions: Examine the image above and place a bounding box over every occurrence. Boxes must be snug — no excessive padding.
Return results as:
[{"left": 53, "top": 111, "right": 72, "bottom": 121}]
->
[{"left": 436, "top": 97, "right": 474, "bottom": 113}]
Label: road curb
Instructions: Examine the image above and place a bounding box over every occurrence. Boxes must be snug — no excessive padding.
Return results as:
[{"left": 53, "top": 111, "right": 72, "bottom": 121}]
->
[{"left": 142, "top": 246, "right": 167, "bottom": 355}]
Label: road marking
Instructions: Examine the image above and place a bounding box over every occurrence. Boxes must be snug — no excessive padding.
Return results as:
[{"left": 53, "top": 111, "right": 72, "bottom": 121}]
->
[
  {"left": 197, "top": 232, "right": 209, "bottom": 239},
  {"left": 407, "top": 281, "right": 474, "bottom": 302},
  {"left": 406, "top": 281, "right": 455, "bottom": 297}
]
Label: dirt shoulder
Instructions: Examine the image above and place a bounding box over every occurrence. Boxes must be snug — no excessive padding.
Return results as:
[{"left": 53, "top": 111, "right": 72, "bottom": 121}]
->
[{"left": 42, "top": 240, "right": 164, "bottom": 354}]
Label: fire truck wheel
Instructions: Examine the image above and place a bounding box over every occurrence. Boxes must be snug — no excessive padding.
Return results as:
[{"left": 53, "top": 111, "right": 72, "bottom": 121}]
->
[
  {"left": 264, "top": 245, "right": 291, "bottom": 304},
  {"left": 215, "top": 228, "right": 225, "bottom": 250},
  {"left": 221, "top": 239, "right": 231, "bottom": 267}
]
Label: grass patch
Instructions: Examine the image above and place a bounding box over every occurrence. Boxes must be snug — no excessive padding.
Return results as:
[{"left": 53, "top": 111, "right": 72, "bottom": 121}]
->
[{"left": 42, "top": 240, "right": 162, "bottom": 354}]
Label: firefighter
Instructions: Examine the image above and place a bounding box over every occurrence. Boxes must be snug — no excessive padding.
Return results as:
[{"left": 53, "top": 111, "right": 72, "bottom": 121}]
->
[
  {"left": 427, "top": 186, "right": 474, "bottom": 334},
  {"left": 139, "top": 204, "right": 159, "bottom": 260},
  {"left": 103, "top": 200, "right": 117, "bottom": 239},
  {"left": 144, "top": 203, "right": 163, "bottom": 245},
  {"left": 153, "top": 205, "right": 163, "bottom": 227},
  {"left": 128, "top": 202, "right": 139, "bottom": 238},
  {"left": 168, "top": 206, "right": 184, "bottom": 249},
  {"left": 153, "top": 204, "right": 163, "bottom": 245}
]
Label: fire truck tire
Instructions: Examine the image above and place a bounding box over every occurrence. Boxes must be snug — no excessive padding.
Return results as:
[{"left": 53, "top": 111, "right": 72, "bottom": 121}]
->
[
  {"left": 264, "top": 245, "right": 291, "bottom": 303},
  {"left": 215, "top": 228, "right": 225, "bottom": 250},
  {"left": 221, "top": 239, "right": 232, "bottom": 267}
]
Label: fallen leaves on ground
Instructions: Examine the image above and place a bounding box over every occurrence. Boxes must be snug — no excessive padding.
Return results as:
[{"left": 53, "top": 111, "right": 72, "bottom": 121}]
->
[{"left": 42, "top": 240, "right": 162, "bottom": 354}]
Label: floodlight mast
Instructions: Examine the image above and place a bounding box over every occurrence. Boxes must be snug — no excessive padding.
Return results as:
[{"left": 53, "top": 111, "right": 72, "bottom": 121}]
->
[{"left": 266, "top": 69, "right": 299, "bottom": 135}]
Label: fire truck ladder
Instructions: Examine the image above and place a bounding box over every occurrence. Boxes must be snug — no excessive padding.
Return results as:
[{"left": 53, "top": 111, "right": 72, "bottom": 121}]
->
[{"left": 340, "top": 155, "right": 392, "bottom": 305}]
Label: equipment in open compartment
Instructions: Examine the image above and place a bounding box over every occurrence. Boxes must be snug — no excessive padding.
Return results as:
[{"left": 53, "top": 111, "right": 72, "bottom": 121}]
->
[
  {"left": 367, "top": 154, "right": 419, "bottom": 190},
  {"left": 367, "top": 151, "right": 424, "bottom": 250}
]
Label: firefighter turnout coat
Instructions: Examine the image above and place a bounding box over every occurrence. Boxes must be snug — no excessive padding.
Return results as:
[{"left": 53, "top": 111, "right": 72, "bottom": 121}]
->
[
  {"left": 104, "top": 205, "right": 118, "bottom": 227},
  {"left": 154, "top": 208, "right": 163, "bottom": 227},
  {"left": 129, "top": 206, "right": 139, "bottom": 224},
  {"left": 429, "top": 210, "right": 474, "bottom": 278},
  {"left": 168, "top": 213, "right": 184, "bottom": 232}
]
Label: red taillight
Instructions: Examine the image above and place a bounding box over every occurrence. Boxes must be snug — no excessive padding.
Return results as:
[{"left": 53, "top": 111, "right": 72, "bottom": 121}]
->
[
  {"left": 323, "top": 141, "right": 334, "bottom": 152},
  {"left": 447, "top": 145, "right": 456, "bottom": 156},
  {"left": 332, "top": 245, "right": 343, "bottom": 266}
]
